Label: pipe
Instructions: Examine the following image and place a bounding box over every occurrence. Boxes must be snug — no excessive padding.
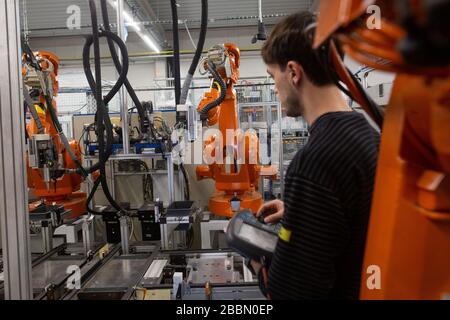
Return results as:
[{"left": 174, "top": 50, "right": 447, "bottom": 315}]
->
[
  {"left": 87, "top": 0, "right": 127, "bottom": 213},
  {"left": 170, "top": 0, "right": 181, "bottom": 105},
  {"left": 23, "top": 84, "right": 44, "bottom": 134},
  {"left": 179, "top": 0, "right": 208, "bottom": 105},
  {"left": 116, "top": 0, "right": 130, "bottom": 154},
  {"left": 44, "top": 94, "right": 88, "bottom": 177},
  {"left": 101, "top": 0, "right": 148, "bottom": 136},
  {"left": 22, "top": 42, "right": 87, "bottom": 176},
  {"left": 258, "top": 0, "right": 263, "bottom": 23},
  {"left": 200, "top": 61, "right": 227, "bottom": 119},
  {"left": 83, "top": 31, "right": 130, "bottom": 107},
  {"left": 81, "top": 29, "right": 129, "bottom": 175},
  {"left": 86, "top": 177, "right": 101, "bottom": 215}
]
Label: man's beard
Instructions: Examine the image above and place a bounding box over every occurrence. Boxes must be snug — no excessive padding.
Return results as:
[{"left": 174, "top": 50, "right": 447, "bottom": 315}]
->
[{"left": 284, "top": 93, "right": 303, "bottom": 118}]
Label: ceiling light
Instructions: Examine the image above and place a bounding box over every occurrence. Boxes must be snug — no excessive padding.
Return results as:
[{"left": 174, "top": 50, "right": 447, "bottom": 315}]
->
[
  {"left": 108, "top": 0, "right": 141, "bottom": 32},
  {"left": 108, "top": 0, "right": 160, "bottom": 52},
  {"left": 140, "top": 33, "right": 161, "bottom": 53},
  {"left": 123, "top": 11, "right": 141, "bottom": 32}
]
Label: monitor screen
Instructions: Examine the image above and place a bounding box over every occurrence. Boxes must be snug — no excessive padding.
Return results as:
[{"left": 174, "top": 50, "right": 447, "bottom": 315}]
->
[{"left": 238, "top": 223, "right": 278, "bottom": 252}]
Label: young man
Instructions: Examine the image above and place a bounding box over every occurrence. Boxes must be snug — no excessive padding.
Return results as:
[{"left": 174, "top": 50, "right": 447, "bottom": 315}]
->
[{"left": 252, "top": 11, "right": 380, "bottom": 299}]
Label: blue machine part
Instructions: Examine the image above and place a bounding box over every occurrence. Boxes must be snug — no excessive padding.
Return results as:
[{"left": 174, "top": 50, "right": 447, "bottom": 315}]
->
[
  {"left": 134, "top": 142, "right": 165, "bottom": 154},
  {"left": 87, "top": 142, "right": 165, "bottom": 155},
  {"left": 88, "top": 143, "right": 123, "bottom": 156}
]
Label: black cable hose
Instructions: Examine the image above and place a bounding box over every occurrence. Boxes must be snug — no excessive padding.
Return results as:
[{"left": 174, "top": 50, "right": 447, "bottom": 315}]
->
[
  {"left": 349, "top": 70, "right": 384, "bottom": 126},
  {"left": 86, "top": 34, "right": 126, "bottom": 160},
  {"left": 188, "top": 0, "right": 208, "bottom": 77},
  {"left": 321, "top": 39, "right": 384, "bottom": 127},
  {"left": 86, "top": 0, "right": 126, "bottom": 213},
  {"left": 200, "top": 61, "right": 227, "bottom": 118},
  {"left": 83, "top": 31, "right": 129, "bottom": 107},
  {"left": 333, "top": 41, "right": 384, "bottom": 127},
  {"left": 86, "top": 177, "right": 102, "bottom": 215},
  {"left": 180, "top": 0, "right": 208, "bottom": 104},
  {"left": 100, "top": 0, "right": 148, "bottom": 135},
  {"left": 79, "top": 40, "right": 116, "bottom": 175},
  {"left": 43, "top": 95, "right": 88, "bottom": 178},
  {"left": 325, "top": 50, "right": 353, "bottom": 98},
  {"left": 180, "top": 163, "right": 190, "bottom": 200},
  {"left": 22, "top": 38, "right": 41, "bottom": 71},
  {"left": 138, "top": 160, "right": 154, "bottom": 201},
  {"left": 82, "top": 29, "right": 129, "bottom": 171},
  {"left": 315, "top": 38, "right": 353, "bottom": 98},
  {"left": 171, "top": 0, "right": 181, "bottom": 105},
  {"left": 82, "top": 26, "right": 129, "bottom": 157},
  {"left": 90, "top": 0, "right": 116, "bottom": 210},
  {"left": 22, "top": 41, "right": 89, "bottom": 177}
]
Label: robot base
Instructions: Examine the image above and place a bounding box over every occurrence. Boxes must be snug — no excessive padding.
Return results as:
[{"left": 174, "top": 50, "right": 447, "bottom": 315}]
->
[{"left": 209, "top": 191, "right": 262, "bottom": 218}]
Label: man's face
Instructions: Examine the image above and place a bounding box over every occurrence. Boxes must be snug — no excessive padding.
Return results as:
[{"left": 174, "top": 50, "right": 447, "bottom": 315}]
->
[{"left": 267, "top": 63, "right": 302, "bottom": 118}]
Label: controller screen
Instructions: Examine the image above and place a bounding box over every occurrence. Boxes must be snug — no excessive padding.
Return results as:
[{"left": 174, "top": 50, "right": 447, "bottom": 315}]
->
[{"left": 239, "top": 222, "right": 278, "bottom": 252}]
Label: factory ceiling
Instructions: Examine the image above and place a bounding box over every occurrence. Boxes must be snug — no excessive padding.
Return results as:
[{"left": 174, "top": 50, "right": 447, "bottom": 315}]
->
[{"left": 21, "top": 0, "right": 313, "bottom": 42}]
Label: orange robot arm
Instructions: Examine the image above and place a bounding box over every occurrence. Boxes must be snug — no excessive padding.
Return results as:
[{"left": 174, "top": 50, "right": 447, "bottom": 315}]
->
[
  {"left": 196, "top": 44, "right": 276, "bottom": 217},
  {"left": 315, "top": 0, "right": 450, "bottom": 299},
  {"left": 23, "top": 51, "right": 86, "bottom": 218}
]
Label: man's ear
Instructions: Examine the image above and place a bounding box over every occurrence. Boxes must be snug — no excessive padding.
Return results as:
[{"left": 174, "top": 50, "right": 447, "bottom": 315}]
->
[{"left": 286, "top": 61, "right": 303, "bottom": 88}]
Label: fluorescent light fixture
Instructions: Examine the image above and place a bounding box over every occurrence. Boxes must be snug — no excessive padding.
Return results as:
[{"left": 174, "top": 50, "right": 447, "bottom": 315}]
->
[
  {"left": 108, "top": 0, "right": 140, "bottom": 32},
  {"left": 140, "top": 33, "right": 161, "bottom": 53},
  {"left": 108, "top": 0, "right": 160, "bottom": 52},
  {"left": 124, "top": 11, "right": 141, "bottom": 32}
]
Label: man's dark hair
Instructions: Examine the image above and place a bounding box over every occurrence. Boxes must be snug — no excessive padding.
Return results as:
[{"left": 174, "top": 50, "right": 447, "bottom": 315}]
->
[{"left": 262, "top": 11, "right": 334, "bottom": 86}]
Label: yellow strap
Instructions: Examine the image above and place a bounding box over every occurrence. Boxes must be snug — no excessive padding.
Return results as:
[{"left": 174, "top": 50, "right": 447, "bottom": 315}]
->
[
  {"left": 278, "top": 226, "right": 292, "bottom": 243},
  {"left": 35, "top": 104, "right": 45, "bottom": 115}
]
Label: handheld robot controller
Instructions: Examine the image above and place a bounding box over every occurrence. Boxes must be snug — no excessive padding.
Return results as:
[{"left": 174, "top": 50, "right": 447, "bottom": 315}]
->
[{"left": 225, "top": 210, "right": 281, "bottom": 260}]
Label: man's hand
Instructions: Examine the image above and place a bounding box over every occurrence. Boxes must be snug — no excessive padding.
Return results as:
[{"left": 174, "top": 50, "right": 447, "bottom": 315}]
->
[{"left": 257, "top": 199, "right": 284, "bottom": 224}]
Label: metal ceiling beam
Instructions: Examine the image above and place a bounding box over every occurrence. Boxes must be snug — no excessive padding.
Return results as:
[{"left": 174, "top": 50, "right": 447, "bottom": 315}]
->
[
  {"left": 134, "top": 0, "right": 166, "bottom": 42},
  {"left": 128, "top": 0, "right": 167, "bottom": 47},
  {"left": 141, "top": 13, "right": 290, "bottom": 29}
]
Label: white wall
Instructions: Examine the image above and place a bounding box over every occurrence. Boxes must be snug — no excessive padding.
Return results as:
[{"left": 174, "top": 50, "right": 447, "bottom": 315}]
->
[
  {"left": 30, "top": 26, "right": 270, "bottom": 85},
  {"left": 31, "top": 37, "right": 160, "bottom": 88},
  {"left": 30, "top": 22, "right": 396, "bottom": 112},
  {"left": 345, "top": 57, "right": 396, "bottom": 88},
  {"left": 175, "top": 27, "right": 270, "bottom": 78},
  {"left": 30, "top": 27, "right": 271, "bottom": 117}
]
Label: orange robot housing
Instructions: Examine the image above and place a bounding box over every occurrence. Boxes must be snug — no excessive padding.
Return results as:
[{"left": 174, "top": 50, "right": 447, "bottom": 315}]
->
[
  {"left": 315, "top": 0, "right": 450, "bottom": 299},
  {"left": 24, "top": 51, "right": 86, "bottom": 219},
  {"left": 196, "top": 44, "right": 277, "bottom": 217}
]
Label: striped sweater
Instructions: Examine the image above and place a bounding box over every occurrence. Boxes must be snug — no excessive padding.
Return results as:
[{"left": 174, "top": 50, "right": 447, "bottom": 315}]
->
[{"left": 265, "top": 111, "right": 380, "bottom": 300}]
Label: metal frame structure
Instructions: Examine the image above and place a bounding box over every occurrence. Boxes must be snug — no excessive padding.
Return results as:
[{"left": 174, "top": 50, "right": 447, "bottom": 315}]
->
[
  {"left": 84, "top": 153, "right": 176, "bottom": 205},
  {"left": 85, "top": 153, "right": 182, "bottom": 250},
  {"left": 0, "top": 0, "right": 33, "bottom": 299},
  {"left": 200, "top": 212, "right": 229, "bottom": 249},
  {"left": 237, "top": 101, "right": 284, "bottom": 197},
  {"left": 129, "top": 249, "right": 263, "bottom": 300}
]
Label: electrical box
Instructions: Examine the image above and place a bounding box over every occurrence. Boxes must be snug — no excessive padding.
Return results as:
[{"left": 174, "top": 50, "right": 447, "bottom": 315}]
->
[{"left": 137, "top": 202, "right": 163, "bottom": 241}]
